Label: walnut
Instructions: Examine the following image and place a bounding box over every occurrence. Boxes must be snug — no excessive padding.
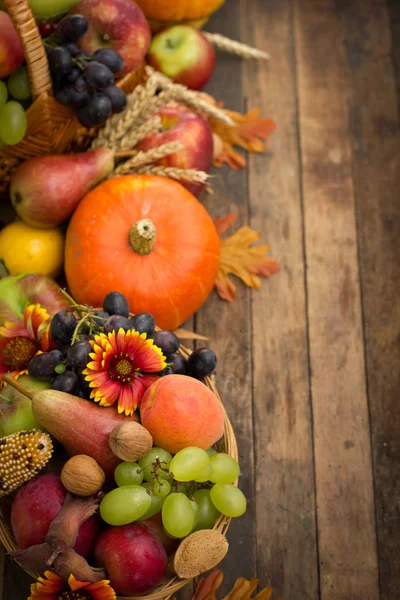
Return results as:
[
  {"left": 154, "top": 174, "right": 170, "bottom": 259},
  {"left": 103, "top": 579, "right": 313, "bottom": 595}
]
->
[
  {"left": 61, "top": 455, "right": 105, "bottom": 496},
  {"left": 109, "top": 422, "right": 153, "bottom": 462}
]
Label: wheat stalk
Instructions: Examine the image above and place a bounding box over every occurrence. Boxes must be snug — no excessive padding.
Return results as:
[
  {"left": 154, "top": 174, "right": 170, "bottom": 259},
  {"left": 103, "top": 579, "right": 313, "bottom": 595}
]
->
[
  {"left": 112, "top": 141, "right": 183, "bottom": 176},
  {"left": 204, "top": 32, "right": 271, "bottom": 60},
  {"left": 92, "top": 67, "right": 234, "bottom": 151},
  {"left": 132, "top": 165, "right": 210, "bottom": 184},
  {"left": 148, "top": 69, "right": 234, "bottom": 125},
  {"left": 118, "top": 115, "right": 162, "bottom": 151}
]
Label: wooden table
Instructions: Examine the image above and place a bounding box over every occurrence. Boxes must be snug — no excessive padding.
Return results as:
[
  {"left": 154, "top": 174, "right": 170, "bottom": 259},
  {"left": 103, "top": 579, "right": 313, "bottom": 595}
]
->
[{"left": 2, "top": 0, "right": 399, "bottom": 598}]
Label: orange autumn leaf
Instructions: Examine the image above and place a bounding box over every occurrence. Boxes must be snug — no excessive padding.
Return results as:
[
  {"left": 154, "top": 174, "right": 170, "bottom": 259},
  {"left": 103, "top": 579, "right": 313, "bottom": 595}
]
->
[
  {"left": 188, "top": 570, "right": 283, "bottom": 600},
  {"left": 210, "top": 108, "right": 276, "bottom": 170},
  {"left": 214, "top": 215, "right": 280, "bottom": 302},
  {"left": 213, "top": 213, "right": 238, "bottom": 235}
]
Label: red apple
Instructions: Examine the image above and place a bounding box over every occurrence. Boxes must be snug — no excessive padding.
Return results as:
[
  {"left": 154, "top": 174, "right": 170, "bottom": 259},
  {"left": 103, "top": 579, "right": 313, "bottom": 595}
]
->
[
  {"left": 141, "top": 513, "right": 180, "bottom": 555},
  {"left": 0, "top": 13, "right": 24, "bottom": 79},
  {"left": 73, "top": 0, "right": 151, "bottom": 76},
  {"left": 138, "top": 105, "right": 213, "bottom": 196},
  {"left": 147, "top": 25, "right": 216, "bottom": 90},
  {"left": 11, "top": 473, "right": 100, "bottom": 560},
  {"left": 0, "top": 273, "right": 69, "bottom": 326},
  {"left": 94, "top": 523, "right": 168, "bottom": 595}
]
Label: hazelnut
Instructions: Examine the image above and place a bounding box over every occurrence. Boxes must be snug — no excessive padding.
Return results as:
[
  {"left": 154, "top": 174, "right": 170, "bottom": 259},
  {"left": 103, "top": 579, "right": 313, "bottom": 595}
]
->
[
  {"left": 109, "top": 422, "right": 153, "bottom": 462},
  {"left": 61, "top": 455, "right": 105, "bottom": 497}
]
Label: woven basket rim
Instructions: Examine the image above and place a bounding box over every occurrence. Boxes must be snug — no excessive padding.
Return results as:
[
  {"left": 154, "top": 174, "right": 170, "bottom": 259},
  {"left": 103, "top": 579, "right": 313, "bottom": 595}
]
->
[
  {"left": 0, "top": 326, "right": 238, "bottom": 600},
  {"left": 4, "top": 0, "right": 52, "bottom": 98}
]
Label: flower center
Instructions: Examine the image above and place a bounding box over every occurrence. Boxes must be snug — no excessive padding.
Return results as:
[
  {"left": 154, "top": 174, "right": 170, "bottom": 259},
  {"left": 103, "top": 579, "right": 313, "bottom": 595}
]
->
[
  {"left": 57, "top": 591, "right": 92, "bottom": 600},
  {"left": 110, "top": 353, "right": 137, "bottom": 383},
  {"left": 3, "top": 337, "right": 39, "bottom": 371}
]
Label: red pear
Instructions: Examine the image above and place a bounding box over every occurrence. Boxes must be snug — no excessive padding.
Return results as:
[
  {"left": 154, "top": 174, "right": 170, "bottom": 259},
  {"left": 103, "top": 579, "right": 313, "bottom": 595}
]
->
[
  {"left": 31, "top": 389, "right": 136, "bottom": 478},
  {"left": 10, "top": 148, "right": 114, "bottom": 228},
  {"left": 2, "top": 377, "right": 137, "bottom": 479}
]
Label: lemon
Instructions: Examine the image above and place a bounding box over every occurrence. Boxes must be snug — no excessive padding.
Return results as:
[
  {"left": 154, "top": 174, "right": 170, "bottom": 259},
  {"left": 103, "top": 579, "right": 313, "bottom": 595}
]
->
[{"left": 0, "top": 221, "right": 64, "bottom": 278}]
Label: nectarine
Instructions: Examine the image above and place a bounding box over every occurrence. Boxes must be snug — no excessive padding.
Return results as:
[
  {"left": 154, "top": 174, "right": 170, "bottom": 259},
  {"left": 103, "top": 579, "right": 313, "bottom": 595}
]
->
[{"left": 140, "top": 374, "right": 224, "bottom": 453}]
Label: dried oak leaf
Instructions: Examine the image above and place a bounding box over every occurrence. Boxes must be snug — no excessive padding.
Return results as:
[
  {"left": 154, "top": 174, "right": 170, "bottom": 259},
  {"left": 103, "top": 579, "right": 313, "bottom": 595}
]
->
[
  {"left": 210, "top": 108, "right": 276, "bottom": 170},
  {"left": 188, "top": 570, "right": 283, "bottom": 600},
  {"left": 214, "top": 214, "right": 280, "bottom": 302}
]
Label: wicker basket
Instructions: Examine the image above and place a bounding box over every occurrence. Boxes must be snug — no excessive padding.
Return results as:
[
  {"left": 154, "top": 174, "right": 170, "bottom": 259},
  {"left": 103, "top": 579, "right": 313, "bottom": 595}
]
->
[
  {"left": 0, "top": 0, "right": 145, "bottom": 190},
  {"left": 0, "top": 341, "right": 238, "bottom": 600}
]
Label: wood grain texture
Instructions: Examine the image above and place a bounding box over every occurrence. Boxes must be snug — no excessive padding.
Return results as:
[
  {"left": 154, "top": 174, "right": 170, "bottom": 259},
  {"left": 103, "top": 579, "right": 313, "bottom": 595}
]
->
[
  {"left": 241, "top": 1, "right": 319, "bottom": 599},
  {"left": 196, "top": 0, "right": 257, "bottom": 592},
  {"left": 339, "top": 1, "right": 400, "bottom": 597},
  {"left": 293, "top": 0, "right": 379, "bottom": 598},
  {"left": 387, "top": 0, "right": 400, "bottom": 112}
]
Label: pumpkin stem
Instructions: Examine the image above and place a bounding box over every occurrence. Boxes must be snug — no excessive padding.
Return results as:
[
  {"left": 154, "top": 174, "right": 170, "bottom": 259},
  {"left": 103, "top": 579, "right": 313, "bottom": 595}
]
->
[{"left": 129, "top": 219, "right": 156, "bottom": 255}]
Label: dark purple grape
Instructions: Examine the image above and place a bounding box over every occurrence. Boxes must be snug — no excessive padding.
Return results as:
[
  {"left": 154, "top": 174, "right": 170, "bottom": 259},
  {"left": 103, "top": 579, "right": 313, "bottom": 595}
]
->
[
  {"left": 28, "top": 353, "right": 56, "bottom": 380},
  {"left": 74, "top": 76, "right": 87, "bottom": 92},
  {"left": 49, "top": 349, "right": 64, "bottom": 366},
  {"left": 57, "top": 15, "right": 88, "bottom": 42},
  {"left": 151, "top": 331, "right": 180, "bottom": 355},
  {"left": 76, "top": 367, "right": 92, "bottom": 396},
  {"left": 83, "top": 61, "right": 114, "bottom": 89},
  {"left": 54, "top": 86, "right": 74, "bottom": 107},
  {"left": 50, "top": 310, "right": 77, "bottom": 346},
  {"left": 69, "top": 87, "right": 89, "bottom": 107},
  {"left": 92, "top": 48, "right": 124, "bottom": 74},
  {"left": 76, "top": 94, "right": 112, "bottom": 128},
  {"left": 64, "top": 42, "right": 80, "bottom": 57},
  {"left": 130, "top": 312, "right": 155, "bottom": 335},
  {"left": 67, "top": 67, "right": 81, "bottom": 83},
  {"left": 47, "top": 46, "right": 73, "bottom": 76},
  {"left": 103, "top": 85, "right": 127, "bottom": 114},
  {"left": 103, "top": 315, "right": 133, "bottom": 334},
  {"left": 103, "top": 292, "right": 129, "bottom": 317},
  {"left": 186, "top": 348, "right": 217, "bottom": 379},
  {"left": 93, "top": 311, "right": 109, "bottom": 326},
  {"left": 67, "top": 340, "right": 92, "bottom": 369},
  {"left": 51, "top": 371, "right": 80, "bottom": 394},
  {"left": 167, "top": 353, "right": 187, "bottom": 375},
  {"left": 157, "top": 366, "right": 172, "bottom": 377}
]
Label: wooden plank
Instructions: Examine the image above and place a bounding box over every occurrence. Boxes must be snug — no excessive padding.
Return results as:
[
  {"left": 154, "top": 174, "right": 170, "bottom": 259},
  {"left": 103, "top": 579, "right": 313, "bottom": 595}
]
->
[
  {"left": 387, "top": 0, "right": 400, "bottom": 107},
  {"left": 339, "top": 1, "right": 400, "bottom": 597},
  {"left": 241, "top": 1, "right": 319, "bottom": 598},
  {"left": 195, "top": 0, "right": 257, "bottom": 593},
  {"left": 293, "top": 1, "right": 380, "bottom": 598}
]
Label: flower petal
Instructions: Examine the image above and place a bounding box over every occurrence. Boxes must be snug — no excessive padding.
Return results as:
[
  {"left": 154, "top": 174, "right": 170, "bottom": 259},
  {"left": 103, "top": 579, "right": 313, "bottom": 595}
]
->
[
  {"left": 92, "top": 379, "right": 121, "bottom": 405},
  {"left": 117, "top": 383, "right": 140, "bottom": 415},
  {"left": 68, "top": 574, "right": 91, "bottom": 591}
]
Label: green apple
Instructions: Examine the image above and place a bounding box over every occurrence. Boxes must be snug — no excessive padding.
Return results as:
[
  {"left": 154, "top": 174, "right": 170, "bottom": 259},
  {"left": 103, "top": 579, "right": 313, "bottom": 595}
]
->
[
  {"left": 0, "top": 374, "right": 50, "bottom": 435},
  {"left": 0, "top": 0, "right": 79, "bottom": 22}
]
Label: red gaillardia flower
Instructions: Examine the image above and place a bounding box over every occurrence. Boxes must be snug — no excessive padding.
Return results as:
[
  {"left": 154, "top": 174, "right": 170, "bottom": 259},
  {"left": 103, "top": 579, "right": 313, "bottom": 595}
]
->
[
  {"left": 83, "top": 328, "right": 166, "bottom": 416},
  {"left": 28, "top": 571, "right": 116, "bottom": 600},
  {"left": 0, "top": 304, "right": 53, "bottom": 381}
]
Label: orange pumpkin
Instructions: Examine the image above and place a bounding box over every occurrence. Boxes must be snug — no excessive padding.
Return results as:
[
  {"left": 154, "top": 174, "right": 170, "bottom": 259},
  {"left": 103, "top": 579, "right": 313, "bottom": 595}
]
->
[
  {"left": 135, "top": 0, "right": 225, "bottom": 31},
  {"left": 65, "top": 175, "right": 220, "bottom": 330}
]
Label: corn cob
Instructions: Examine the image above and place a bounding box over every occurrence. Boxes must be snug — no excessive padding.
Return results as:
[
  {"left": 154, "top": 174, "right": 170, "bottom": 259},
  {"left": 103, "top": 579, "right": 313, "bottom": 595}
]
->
[{"left": 0, "top": 429, "right": 53, "bottom": 496}]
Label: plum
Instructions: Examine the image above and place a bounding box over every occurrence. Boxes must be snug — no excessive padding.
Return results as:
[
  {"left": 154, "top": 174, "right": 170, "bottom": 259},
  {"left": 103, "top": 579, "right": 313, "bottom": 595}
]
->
[
  {"left": 11, "top": 472, "right": 100, "bottom": 559},
  {"left": 94, "top": 523, "right": 168, "bottom": 595}
]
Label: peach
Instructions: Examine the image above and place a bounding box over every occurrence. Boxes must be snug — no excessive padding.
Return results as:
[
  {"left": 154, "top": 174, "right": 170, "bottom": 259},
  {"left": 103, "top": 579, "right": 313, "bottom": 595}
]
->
[{"left": 140, "top": 374, "right": 224, "bottom": 453}]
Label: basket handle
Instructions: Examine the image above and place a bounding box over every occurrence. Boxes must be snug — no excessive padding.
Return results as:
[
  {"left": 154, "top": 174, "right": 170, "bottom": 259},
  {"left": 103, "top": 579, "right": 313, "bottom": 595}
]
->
[{"left": 4, "top": 0, "right": 52, "bottom": 98}]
